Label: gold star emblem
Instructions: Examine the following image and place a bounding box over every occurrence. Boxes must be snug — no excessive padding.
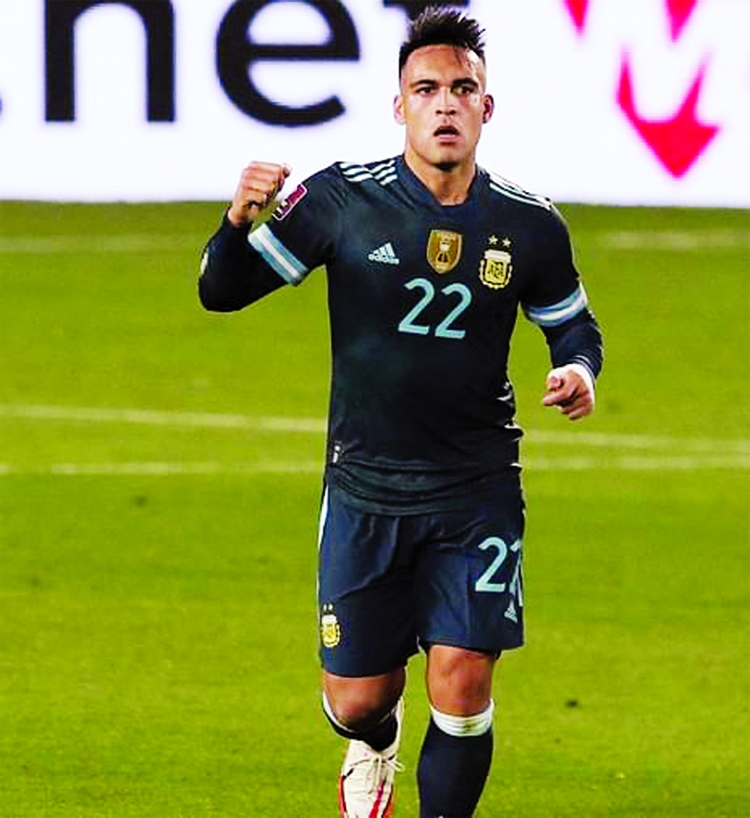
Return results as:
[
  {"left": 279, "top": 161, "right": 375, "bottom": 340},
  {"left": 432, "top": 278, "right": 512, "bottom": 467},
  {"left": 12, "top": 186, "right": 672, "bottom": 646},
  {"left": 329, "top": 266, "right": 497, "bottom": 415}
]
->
[
  {"left": 488, "top": 235, "right": 499, "bottom": 245},
  {"left": 502, "top": 237, "right": 512, "bottom": 248}
]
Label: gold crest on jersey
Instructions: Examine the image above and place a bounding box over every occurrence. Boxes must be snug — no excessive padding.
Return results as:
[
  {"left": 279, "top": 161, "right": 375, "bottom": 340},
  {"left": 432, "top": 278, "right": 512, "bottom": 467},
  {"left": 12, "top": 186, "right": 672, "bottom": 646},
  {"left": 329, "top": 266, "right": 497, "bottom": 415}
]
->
[
  {"left": 320, "top": 605, "right": 341, "bottom": 649},
  {"left": 427, "top": 230, "right": 463, "bottom": 274},
  {"left": 480, "top": 248, "right": 513, "bottom": 289}
]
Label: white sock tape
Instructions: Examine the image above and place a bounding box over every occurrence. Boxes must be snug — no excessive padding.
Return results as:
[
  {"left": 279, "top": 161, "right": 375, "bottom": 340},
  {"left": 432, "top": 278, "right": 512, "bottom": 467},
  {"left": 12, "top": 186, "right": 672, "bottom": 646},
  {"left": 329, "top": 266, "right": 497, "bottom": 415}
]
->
[{"left": 430, "top": 700, "right": 495, "bottom": 738}]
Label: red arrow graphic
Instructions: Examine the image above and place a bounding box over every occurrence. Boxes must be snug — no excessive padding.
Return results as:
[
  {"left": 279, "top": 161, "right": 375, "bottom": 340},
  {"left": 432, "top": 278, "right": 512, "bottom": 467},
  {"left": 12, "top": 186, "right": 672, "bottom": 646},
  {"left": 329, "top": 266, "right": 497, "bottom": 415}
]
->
[
  {"left": 617, "top": 54, "right": 719, "bottom": 178},
  {"left": 666, "top": 0, "right": 701, "bottom": 40},
  {"left": 562, "top": 0, "right": 591, "bottom": 33},
  {"left": 563, "top": 0, "right": 701, "bottom": 38}
]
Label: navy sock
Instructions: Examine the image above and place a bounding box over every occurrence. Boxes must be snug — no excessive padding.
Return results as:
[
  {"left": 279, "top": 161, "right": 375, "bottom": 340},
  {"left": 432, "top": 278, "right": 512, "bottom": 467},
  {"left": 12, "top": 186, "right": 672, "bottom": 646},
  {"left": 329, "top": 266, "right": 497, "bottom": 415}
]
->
[
  {"left": 352, "top": 712, "right": 398, "bottom": 752},
  {"left": 417, "top": 718, "right": 493, "bottom": 817},
  {"left": 323, "top": 699, "right": 398, "bottom": 752}
]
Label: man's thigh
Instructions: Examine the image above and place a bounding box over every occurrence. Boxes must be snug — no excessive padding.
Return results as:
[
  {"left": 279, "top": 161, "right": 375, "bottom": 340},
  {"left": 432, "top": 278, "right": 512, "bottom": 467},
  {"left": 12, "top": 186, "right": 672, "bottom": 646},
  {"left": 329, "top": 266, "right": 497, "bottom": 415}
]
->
[
  {"left": 317, "top": 487, "right": 419, "bottom": 678},
  {"left": 413, "top": 491, "right": 525, "bottom": 654}
]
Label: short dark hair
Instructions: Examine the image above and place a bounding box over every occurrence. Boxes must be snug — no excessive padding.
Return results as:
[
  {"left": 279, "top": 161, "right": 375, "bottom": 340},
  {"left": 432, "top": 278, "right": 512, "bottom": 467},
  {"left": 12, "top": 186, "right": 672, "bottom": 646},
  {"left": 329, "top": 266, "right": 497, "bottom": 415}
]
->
[{"left": 398, "top": 7, "right": 486, "bottom": 74}]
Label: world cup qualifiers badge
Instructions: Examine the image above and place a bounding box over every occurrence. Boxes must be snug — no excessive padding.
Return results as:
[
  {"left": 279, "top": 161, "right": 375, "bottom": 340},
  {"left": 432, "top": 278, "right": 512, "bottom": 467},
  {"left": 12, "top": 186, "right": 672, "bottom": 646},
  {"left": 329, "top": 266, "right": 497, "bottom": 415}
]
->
[
  {"left": 273, "top": 183, "right": 308, "bottom": 221},
  {"left": 320, "top": 604, "right": 341, "bottom": 648},
  {"left": 480, "top": 239, "right": 513, "bottom": 289}
]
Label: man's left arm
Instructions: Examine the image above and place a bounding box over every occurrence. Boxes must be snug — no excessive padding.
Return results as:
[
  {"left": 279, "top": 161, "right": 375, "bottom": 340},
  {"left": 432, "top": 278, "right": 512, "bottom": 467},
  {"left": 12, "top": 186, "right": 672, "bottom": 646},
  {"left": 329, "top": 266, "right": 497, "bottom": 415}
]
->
[
  {"left": 521, "top": 206, "right": 604, "bottom": 422},
  {"left": 539, "top": 313, "right": 603, "bottom": 421}
]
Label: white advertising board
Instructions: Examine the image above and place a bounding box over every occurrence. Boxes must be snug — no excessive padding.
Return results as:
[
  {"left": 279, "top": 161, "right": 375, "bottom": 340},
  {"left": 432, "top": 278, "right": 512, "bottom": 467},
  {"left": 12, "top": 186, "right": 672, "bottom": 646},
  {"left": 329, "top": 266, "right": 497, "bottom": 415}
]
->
[{"left": 0, "top": 0, "right": 747, "bottom": 205}]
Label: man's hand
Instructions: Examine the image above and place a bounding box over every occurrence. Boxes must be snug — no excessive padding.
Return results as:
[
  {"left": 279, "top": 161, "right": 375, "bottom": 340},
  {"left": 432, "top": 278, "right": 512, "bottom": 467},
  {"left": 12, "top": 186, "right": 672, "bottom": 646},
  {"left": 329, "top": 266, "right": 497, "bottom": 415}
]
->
[
  {"left": 227, "top": 161, "right": 292, "bottom": 227},
  {"left": 542, "top": 364, "right": 595, "bottom": 421}
]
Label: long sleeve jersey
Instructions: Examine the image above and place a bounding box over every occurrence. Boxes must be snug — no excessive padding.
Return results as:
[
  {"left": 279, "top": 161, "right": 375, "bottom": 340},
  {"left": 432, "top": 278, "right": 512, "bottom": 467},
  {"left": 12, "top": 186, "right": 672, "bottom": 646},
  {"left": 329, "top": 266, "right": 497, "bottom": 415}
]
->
[{"left": 200, "top": 155, "right": 603, "bottom": 513}]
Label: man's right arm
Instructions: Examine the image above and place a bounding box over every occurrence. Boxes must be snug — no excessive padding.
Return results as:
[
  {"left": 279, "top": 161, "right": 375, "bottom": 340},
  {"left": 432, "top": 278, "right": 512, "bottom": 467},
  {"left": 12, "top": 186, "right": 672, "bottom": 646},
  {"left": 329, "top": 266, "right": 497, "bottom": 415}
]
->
[
  {"left": 198, "top": 215, "right": 287, "bottom": 312},
  {"left": 198, "top": 161, "right": 292, "bottom": 312}
]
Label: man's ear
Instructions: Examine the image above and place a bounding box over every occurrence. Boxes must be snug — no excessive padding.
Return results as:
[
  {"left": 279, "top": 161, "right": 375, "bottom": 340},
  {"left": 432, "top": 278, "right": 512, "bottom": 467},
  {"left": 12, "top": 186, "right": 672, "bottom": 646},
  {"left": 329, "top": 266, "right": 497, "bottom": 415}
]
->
[
  {"left": 483, "top": 93, "right": 495, "bottom": 123},
  {"left": 393, "top": 94, "right": 406, "bottom": 125}
]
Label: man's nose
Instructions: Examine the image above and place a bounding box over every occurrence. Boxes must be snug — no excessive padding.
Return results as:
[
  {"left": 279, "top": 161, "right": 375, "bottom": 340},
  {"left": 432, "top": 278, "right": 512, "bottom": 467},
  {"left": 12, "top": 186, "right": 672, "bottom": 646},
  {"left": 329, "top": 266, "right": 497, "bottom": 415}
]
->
[{"left": 435, "top": 88, "right": 456, "bottom": 114}]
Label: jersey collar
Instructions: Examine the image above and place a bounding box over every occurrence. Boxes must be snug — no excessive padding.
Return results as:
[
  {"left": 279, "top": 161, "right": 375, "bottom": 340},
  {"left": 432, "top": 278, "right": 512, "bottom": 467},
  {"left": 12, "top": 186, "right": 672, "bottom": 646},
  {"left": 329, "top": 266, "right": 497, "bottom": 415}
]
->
[{"left": 396, "top": 154, "right": 487, "bottom": 212}]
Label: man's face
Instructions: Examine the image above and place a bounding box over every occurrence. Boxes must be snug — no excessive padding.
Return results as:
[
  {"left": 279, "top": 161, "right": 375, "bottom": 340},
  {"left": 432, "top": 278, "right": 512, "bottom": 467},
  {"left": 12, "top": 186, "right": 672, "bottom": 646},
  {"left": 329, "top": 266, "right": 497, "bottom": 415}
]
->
[{"left": 394, "top": 44, "right": 493, "bottom": 173}]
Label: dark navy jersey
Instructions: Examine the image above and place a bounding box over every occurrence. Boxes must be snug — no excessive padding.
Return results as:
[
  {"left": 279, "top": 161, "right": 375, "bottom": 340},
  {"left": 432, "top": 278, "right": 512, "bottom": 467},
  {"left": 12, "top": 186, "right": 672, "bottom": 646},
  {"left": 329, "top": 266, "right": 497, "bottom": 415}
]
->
[{"left": 200, "top": 155, "right": 603, "bottom": 513}]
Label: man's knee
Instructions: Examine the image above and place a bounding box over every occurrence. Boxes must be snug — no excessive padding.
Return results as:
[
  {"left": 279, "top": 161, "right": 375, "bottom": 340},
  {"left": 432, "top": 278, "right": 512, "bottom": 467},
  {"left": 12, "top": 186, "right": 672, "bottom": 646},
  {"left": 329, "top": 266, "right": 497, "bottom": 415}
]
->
[
  {"left": 323, "top": 669, "right": 405, "bottom": 732},
  {"left": 426, "top": 645, "right": 498, "bottom": 716}
]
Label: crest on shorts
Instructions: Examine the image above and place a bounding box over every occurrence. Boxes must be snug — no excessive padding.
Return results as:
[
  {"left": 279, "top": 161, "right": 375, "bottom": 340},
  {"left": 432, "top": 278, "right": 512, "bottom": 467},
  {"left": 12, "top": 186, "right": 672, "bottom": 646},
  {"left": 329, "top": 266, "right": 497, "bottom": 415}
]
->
[
  {"left": 480, "top": 248, "right": 513, "bottom": 289},
  {"left": 427, "top": 230, "right": 463, "bottom": 274},
  {"left": 320, "top": 604, "right": 341, "bottom": 649}
]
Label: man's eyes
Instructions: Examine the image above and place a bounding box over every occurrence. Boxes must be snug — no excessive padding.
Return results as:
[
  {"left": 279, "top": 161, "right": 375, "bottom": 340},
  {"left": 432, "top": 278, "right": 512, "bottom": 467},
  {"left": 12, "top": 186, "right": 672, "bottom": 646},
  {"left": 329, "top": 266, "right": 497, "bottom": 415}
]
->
[{"left": 414, "top": 84, "right": 477, "bottom": 95}]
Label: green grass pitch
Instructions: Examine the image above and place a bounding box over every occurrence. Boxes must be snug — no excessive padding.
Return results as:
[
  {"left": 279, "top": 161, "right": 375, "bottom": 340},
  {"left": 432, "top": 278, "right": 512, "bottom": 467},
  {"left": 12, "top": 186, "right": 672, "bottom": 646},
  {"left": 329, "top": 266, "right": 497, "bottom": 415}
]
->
[{"left": 0, "top": 201, "right": 748, "bottom": 816}]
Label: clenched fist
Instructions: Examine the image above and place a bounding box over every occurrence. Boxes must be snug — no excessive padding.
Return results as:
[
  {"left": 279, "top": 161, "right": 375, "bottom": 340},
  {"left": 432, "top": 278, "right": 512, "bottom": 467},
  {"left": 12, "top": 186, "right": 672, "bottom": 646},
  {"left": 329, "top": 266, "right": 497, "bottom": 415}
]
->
[
  {"left": 227, "top": 161, "right": 292, "bottom": 227},
  {"left": 542, "top": 364, "right": 596, "bottom": 421}
]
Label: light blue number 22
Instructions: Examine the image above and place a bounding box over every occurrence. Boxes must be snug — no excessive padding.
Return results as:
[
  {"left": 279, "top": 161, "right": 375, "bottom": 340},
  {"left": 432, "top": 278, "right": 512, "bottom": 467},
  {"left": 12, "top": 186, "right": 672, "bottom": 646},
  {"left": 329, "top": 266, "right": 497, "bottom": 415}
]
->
[{"left": 398, "top": 278, "right": 472, "bottom": 339}]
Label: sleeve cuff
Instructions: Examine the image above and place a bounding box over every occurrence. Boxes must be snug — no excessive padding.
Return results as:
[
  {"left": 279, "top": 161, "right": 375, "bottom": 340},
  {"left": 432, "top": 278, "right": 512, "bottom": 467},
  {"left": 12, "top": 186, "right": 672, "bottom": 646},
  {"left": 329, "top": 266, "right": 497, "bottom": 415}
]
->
[{"left": 566, "top": 362, "right": 596, "bottom": 399}]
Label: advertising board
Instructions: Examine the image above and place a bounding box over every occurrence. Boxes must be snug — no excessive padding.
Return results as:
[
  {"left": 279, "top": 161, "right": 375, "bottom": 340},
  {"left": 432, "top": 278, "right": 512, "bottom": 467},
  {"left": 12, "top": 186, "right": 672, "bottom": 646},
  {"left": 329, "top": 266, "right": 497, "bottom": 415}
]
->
[{"left": 0, "top": 0, "right": 747, "bottom": 205}]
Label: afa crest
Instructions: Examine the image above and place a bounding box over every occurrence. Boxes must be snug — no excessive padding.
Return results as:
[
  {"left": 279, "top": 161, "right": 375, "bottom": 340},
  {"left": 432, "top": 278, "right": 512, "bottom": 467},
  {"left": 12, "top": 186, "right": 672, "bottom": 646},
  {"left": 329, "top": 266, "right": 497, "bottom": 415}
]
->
[
  {"left": 427, "top": 230, "right": 463, "bottom": 274},
  {"left": 320, "top": 605, "right": 341, "bottom": 649},
  {"left": 480, "top": 248, "right": 513, "bottom": 289}
]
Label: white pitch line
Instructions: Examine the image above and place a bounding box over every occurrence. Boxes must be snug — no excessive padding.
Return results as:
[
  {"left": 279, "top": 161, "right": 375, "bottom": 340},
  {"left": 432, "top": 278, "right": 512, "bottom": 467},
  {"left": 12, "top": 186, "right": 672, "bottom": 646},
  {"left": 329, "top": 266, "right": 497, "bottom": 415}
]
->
[
  {"left": 527, "top": 455, "right": 750, "bottom": 471},
  {"left": 0, "top": 234, "right": 206, "bottom": 255},
  {"left": 0, "top": 454, "right": 748, "bottom": 476},
  {"left": 0, "top": 403, "right": 748, "bottom": 456},
  {"left": 594, "top": 229, "right": 750, "bottom": 252},
  {"left": 528, "top": 430, "right": 750, "bottom": 454},
  {"left": 0, "top": 461, "right": 311, "bottom": 477},
  {"left": 2, "top": 230, "right": 747, "bottom": 255},
  {"left": 0, "top": 403, "right": 327, "bottom": 433},
  {"left": 47, "top": 461, "right": 322, "bottom": 476},
  {"left": 614, "top": 455, "right": 750, "bottom": 471},
  {"left": 0, "top": 462, "right": 321, "bottom": 477}
]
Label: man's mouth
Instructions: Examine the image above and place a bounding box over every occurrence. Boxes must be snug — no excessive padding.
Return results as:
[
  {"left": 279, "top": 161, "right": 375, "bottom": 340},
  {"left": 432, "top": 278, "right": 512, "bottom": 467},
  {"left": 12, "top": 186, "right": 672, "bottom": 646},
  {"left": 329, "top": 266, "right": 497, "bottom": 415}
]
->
[{"left": 434, "top": 125, "right": 460, "bottom": 140}]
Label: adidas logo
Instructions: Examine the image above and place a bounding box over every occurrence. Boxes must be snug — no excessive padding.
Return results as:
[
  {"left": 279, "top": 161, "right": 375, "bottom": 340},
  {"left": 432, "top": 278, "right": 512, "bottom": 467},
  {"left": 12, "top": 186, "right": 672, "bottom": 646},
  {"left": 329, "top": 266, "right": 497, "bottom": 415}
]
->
[{"left": 367, "top": 242, "right": 400, "bottom": 265}]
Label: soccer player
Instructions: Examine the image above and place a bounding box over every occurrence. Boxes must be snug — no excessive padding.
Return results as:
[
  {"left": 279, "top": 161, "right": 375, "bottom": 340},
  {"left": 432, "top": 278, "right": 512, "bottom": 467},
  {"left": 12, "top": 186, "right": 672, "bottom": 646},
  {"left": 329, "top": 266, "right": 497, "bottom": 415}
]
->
[{"left": 198, "top": 7, "right": 603, "bottom": 817}]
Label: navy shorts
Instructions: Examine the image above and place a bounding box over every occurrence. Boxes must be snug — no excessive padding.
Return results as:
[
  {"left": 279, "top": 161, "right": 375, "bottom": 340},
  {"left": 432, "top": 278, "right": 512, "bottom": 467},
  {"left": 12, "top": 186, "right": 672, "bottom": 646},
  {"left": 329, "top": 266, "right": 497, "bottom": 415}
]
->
[{"left": 317, "top": 483, "right": 525, "bottom": 677}]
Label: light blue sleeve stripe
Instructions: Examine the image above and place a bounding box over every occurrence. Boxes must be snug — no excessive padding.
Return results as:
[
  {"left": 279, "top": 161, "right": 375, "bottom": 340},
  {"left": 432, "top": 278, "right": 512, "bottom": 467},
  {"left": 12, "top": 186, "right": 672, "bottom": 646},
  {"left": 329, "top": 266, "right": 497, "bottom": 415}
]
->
[
  {"left": 524, "top": 284, "right": 588, "bottom": 327},
  {"left": 248, "top": 224, "right": 309, "bottom": 286}
]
